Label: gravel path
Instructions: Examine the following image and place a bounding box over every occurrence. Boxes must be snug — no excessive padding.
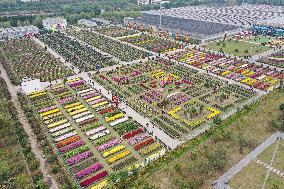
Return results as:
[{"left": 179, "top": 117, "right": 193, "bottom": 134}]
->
[{"left": 0, "top": 63, "right": 59, "bottom": 189}]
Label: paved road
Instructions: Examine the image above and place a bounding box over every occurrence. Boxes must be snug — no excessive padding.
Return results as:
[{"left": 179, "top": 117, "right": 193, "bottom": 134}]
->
[
  {"left": 0, "top": 63, "right": 59, "bottom": 189},
  {"left": 214, "top": 131, "right": 284, "bottom": 189}
]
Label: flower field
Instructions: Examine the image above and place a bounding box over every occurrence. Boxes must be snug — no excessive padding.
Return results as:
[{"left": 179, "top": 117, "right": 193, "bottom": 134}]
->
[
  {"left": 169, "top": 49, "right": 283, "bottom": 91},
  {"left": 95, "top": 26, "right": 182, "bottom": 54},
  {"left": 120, "top": 34, "right": 181, "bottom": 54},
  {"left": 95, "top": 26, "right": 138, "bottom": 38},
  {"left": 92, "top": 59, "right": 255, "bottom": 139},
  {"left": 0, "top": 38, "right": 73, "bottom": 85},
  {"left": 27, "top": 77, "right": 166, "bottom": 188},
  {"left": 259, "top": 50, "right": 284, "bottom": 68},
  {"left": 40, "top": 32, "right": 116, "bottom": 71},
  {"left": 67, "top": 29, "right": 148, "bottom": 62}
]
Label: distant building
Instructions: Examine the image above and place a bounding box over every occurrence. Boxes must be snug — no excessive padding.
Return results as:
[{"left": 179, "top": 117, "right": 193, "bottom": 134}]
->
[
  {"left": 90, "top": 18, "right": 110, "bottom": 26},
  {"left": 0, "top": 25, "right": 39, "bottom": 40},
  {"left": 137, "top": 0, "right": 150, "bottom": 5},
  {"left": 20, "top": 0, "right": 39, "bottom": 2},
  {"left": 78, "top": 19, "right": 98, "bottom": 27},
  {"left": 42, "top": 17, "right": 67, "bottom": 31},
  {"left": 137, "top": 0, "right": 162, "bottom": 5}
]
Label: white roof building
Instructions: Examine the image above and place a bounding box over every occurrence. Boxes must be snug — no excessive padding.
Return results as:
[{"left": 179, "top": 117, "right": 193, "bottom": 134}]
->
[
  {"left": 42, "top": 17, "right": 67, "bottom": 31},
  {"left": 137, "top": 0, "right": 150, "bottom": 5}
]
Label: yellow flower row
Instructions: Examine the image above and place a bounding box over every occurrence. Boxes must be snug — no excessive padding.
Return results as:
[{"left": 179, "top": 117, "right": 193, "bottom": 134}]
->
[
  {"left": 207, "top": 107, "right": 221, "bottom": 120},
  {"left": 42, "top": 112, "right": 62, "bottom": 121},
  {"left": 40, "top": 108, "right": 60, "bottom": 117},
  {"left": 105, "top": 113, "right": 124, "bottom": 123},
  {"left": 91, "top": 180, "right": 109, "bottom": 189},
  {"left": 107, "top": 150, "right": 131, "bottom": 164},
  {"left": 66, "top": 77, "right": 81, "bottom": 83},
  {"left": 67, "top": 104, "right": 85, "bottom": 112},
  {"left": 92, "top": 101, "right": 108, "bottom": 108},
  {"left": 69, "top": 107, "right": 88, "bottom": 116},
  {"left": 103, "top": 145, "right": 125, "bottom": 158},
  {"left": 47, "top": 119, "right": 68, "bottom": 129},
  {"left": 86, "top": 95, "right": 101, "bottom": 102},
  {"left": 29, "top": 91, "right": 47, "bottom": 99},
  {"left": 64, "top": 102, "right": 82, "bottom": 109}
]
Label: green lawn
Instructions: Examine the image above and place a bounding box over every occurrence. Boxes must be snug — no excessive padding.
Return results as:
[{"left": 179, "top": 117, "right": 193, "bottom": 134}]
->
[
  {"left": 205, "top": 40, "right": 271, "bottom": 57},
  {"left": 247, "top": 36, "right": 272, "bottom": 44}
]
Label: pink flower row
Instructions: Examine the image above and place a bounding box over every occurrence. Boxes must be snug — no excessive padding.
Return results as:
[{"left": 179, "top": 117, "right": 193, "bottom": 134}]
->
[
  {"left": 38, "top": 105, "right": 57, "bottom": 113},
  {"left": 129, "top": 133, "right": 149, "bottom": 145},
  {"left": 97, "top": 139, "right": 121, "bottom": 152},
  {"left": 59, "top": 140, "right": 86, "bottom": 154},
  {"left": 67, "top": 151, "right": 93, "bottom": 166},
  {"left": 75, "top": 163, "right": 104, "bottom": 180}
]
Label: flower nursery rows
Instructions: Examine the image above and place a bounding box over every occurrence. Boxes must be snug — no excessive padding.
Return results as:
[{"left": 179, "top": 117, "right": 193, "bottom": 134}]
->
[
  {"left": 40, "top": 32, "right": 116, "bottom": 72},
  {"left": 95, "top": 26, "right": 182, "bottom": 54},
  {"left": 66, "top": 29, "right": 148, "bottom": 62},
  {"left": 0, "top": 38, "right": 73, "bottom": 85},
  {"left": 259, "top": 50, "right": 284, "bottom": 68},
  {"left": 92, "top": 58, "right": 255, "bottom": 139},
  {"left": 27, "top": 77, "right": 165, "bottom": 189},
  {"left": 169, "top": 49, "right": 283, "bottom": 91}
]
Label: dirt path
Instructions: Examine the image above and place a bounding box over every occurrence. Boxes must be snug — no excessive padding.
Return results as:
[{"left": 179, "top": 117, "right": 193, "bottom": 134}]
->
[{"left": 0, "top": 63, "right": 59, "bottom": 189}]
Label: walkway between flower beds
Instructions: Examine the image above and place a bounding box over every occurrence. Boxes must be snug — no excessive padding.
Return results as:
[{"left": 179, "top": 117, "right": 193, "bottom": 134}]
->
[{"left": 0, "top": 63, "right": 59, "bottom": 189}]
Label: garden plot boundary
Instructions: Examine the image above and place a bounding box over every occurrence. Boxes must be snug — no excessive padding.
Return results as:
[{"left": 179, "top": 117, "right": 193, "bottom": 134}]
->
[{"left": 214, "top": 131, "right": 284, "bottom": 189}]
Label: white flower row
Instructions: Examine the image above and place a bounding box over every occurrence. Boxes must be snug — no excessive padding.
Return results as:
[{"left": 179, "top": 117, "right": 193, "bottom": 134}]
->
[
  {"left": 75, "top": 114, "right": 95, "bottom": 123},
  {"left": 86, "top": 126, "right": 106, "bottom": 136},
  {"left": 89, "top": 130, "right": 110, "bottom": 141},
  {"left": 110, "top": 117, "right": 129, "bottom": 127},
  {"left": 80, "top": 90, "right": 98, "bottom": 97},
  {"left": 88, "top": 98, "right": 104, "bottom": 105},
  {"left": 72, "top": 111, "right": 92, "bottom": 119},
  {"left": 55, "top": 131, "right": 77, "bottom": 142},
  {"left": 78, "top": 88, "right": 94, "bottom": 95},
  {"left": 95, "top": 104, "right": 112, "bottom": 112},
  {"left": 52, "top": 127, "right": 74, "bottom": 138},
  {"left": 49, "top": 123, "right": 71, "bottom": 133}
]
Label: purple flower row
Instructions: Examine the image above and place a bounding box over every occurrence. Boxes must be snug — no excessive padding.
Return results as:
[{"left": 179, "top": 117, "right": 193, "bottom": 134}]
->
[
  {"left": 75, "top": 163, "right": 104, "bottom": 180},
  {"left": 38, "top": 105, "right": 57, "bottom": 113},
  {"left": 67, "top": 151, "right": 93, "bottom": 166},
  {"left": 129, "top": 133, "right": 149, "bottom": 145},
  {"left": 59, "top": 96, "right": 76, "bottom": 104},
  {"left": 59, "top": 140, "right": 86, "bottom": 154},
  {"left": 97, "top": 139, "right": 121, "bottom": 152}
]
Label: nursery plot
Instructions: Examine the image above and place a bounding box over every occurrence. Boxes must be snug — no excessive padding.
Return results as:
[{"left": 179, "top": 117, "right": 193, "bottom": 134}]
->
[
  {"left": 170, "top": 49, "right": 283, "bottom": 91},
  {"left": 95, "top": 26, "right": 182, "bottom": 54},
  {"left": 259, "top": 50, "right": 284, "bottom": 68},
  {"left": 95, "top": 26, "right": 138, "bottom": 38},
  {"left": 66, "top": 29, "right": 148, "bottom": 62},
  {"left": 120, "top": 33, "right": 181, "bottom": 54},
  {"left": 92, "top": 59, "right": 255, "bottom": 139},
  {"left": 0, "top": 38, "right": 73, "bottom": 85},
  {"left": 27, "top": 78, "right": 165, "bottom": 189},
  {"left": 40, "top": 32, "right": 116, "bottom": 71}
]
